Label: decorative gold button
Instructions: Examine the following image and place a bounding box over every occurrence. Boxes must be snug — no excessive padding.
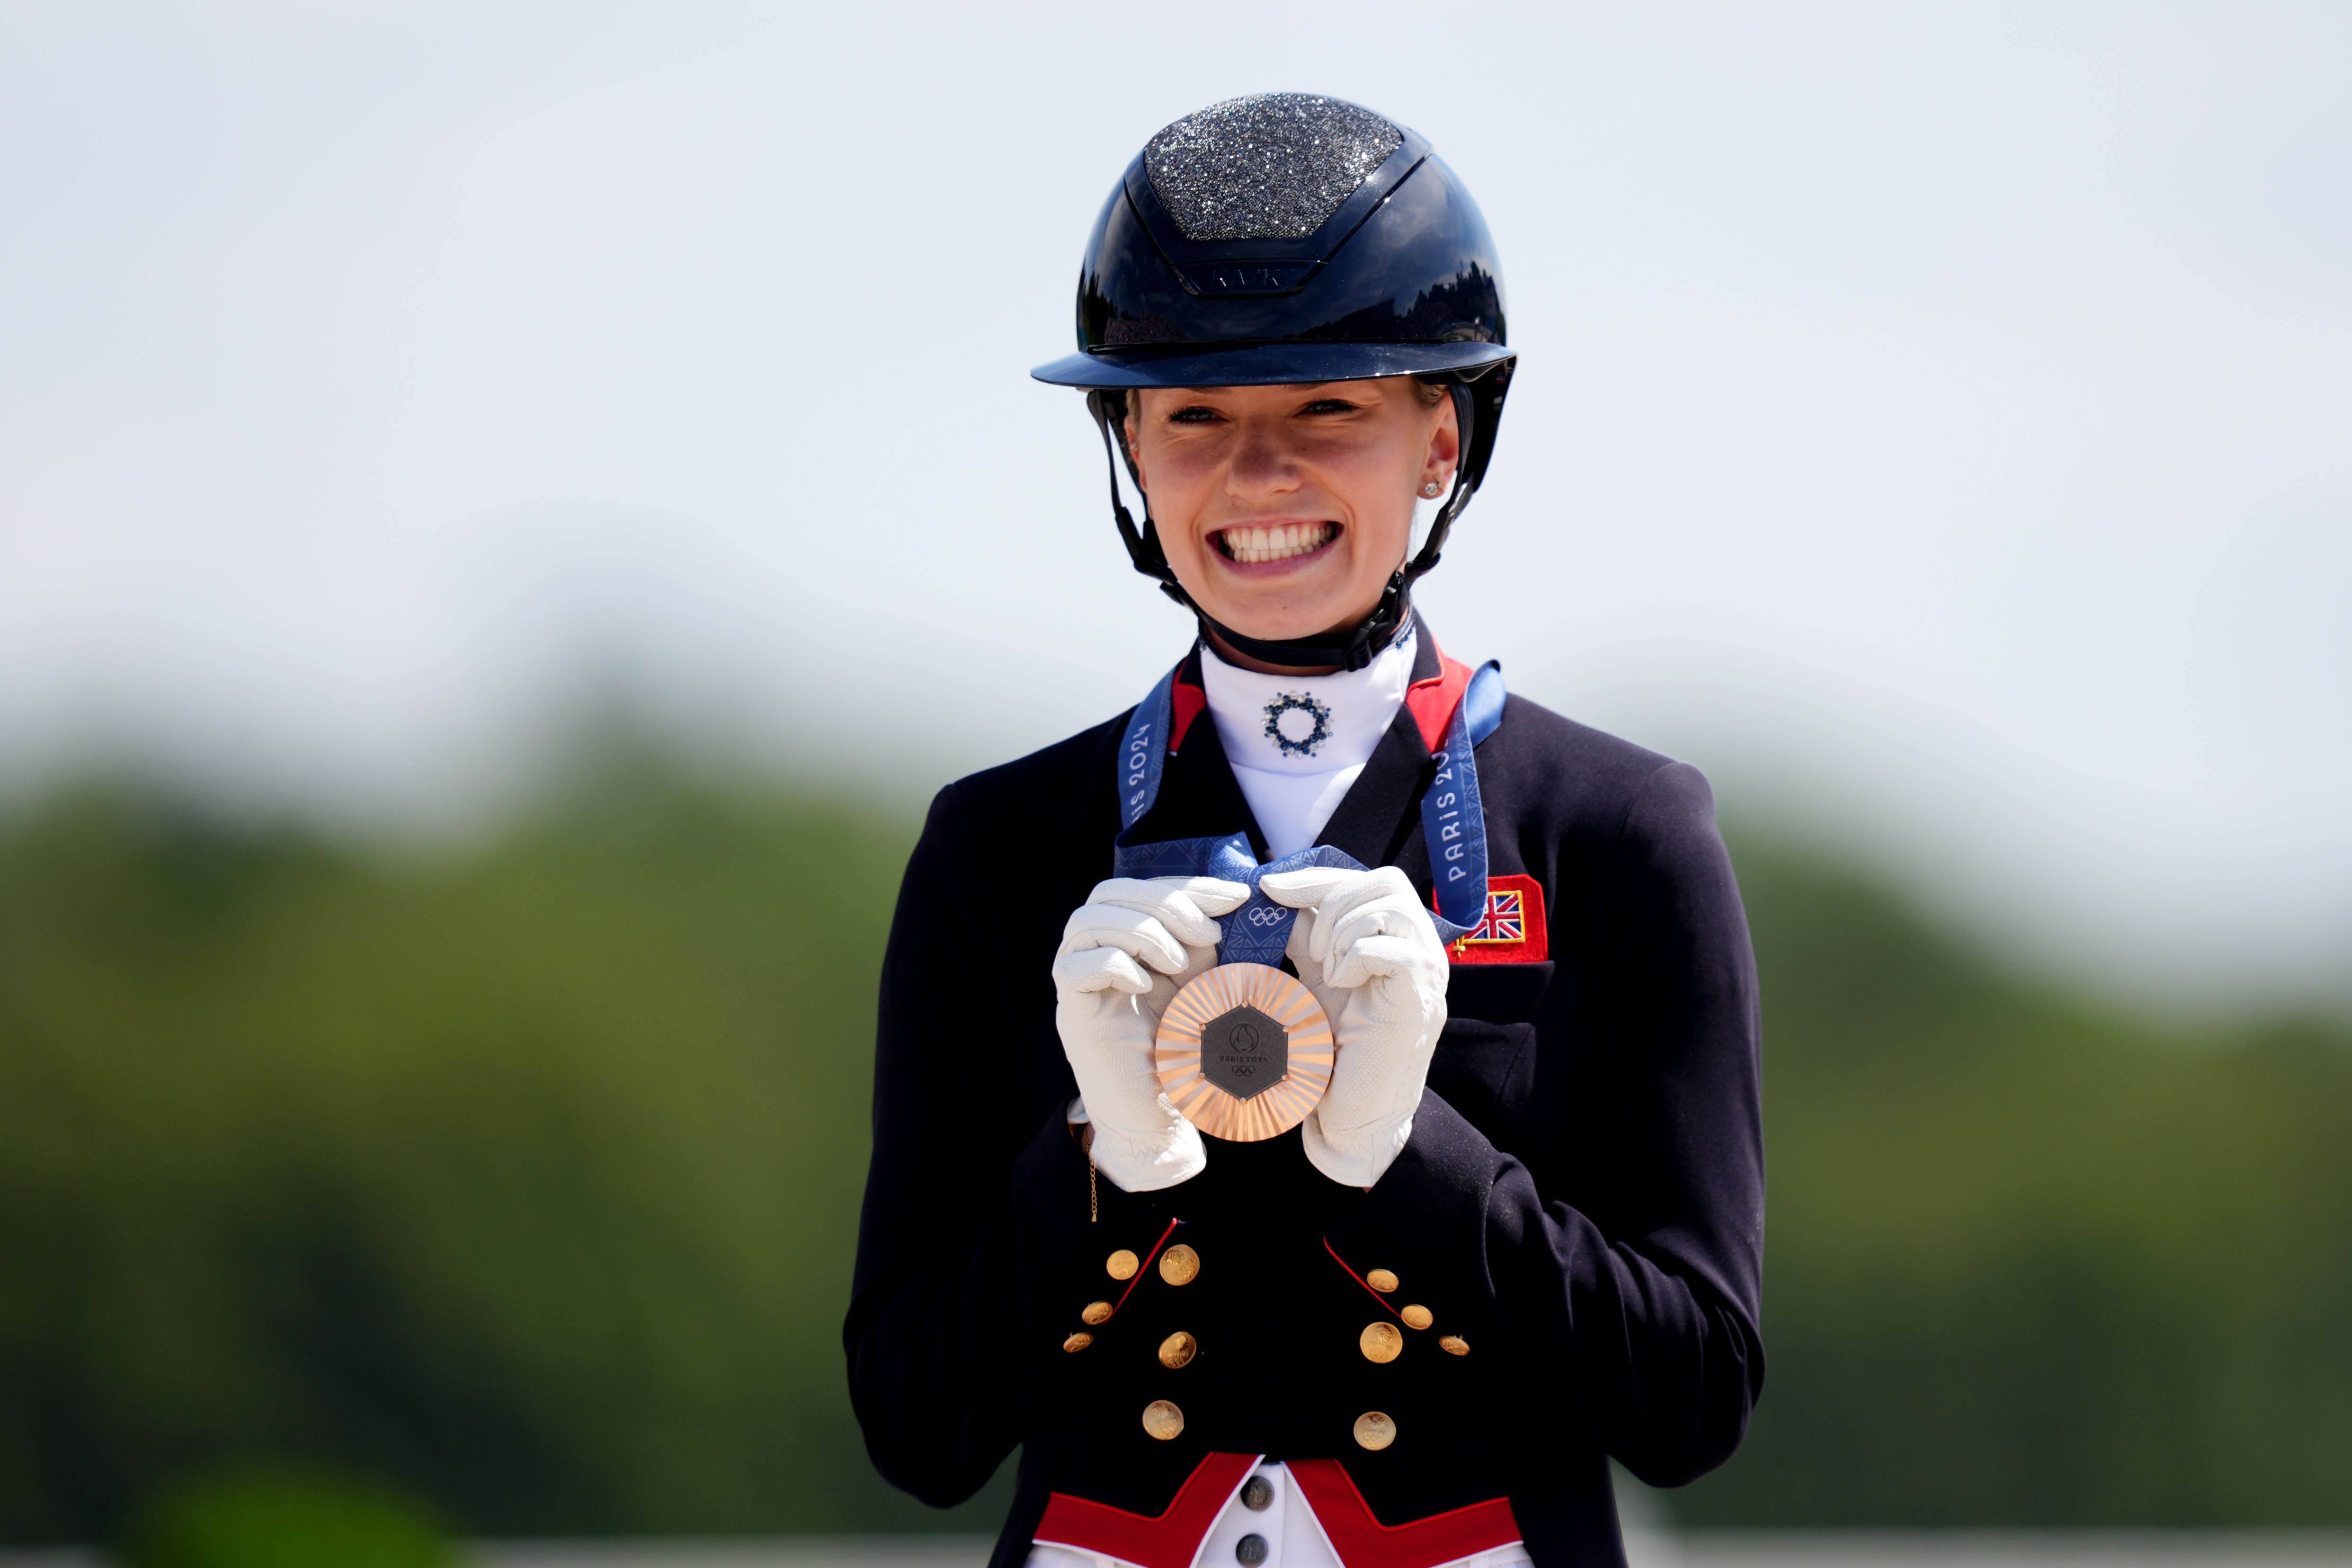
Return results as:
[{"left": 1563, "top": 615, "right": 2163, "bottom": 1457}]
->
[
  {"left": 1439, "top": 1335, "right": 1470, "bottom": 1356},
  {"left": 1063, "top": 1332, "right": 1094, "bottom": 1353},
  {"left": 1359, "top": 1322, "right": 1403, "bottom": 1363},
  {"left": 1081, "top": 1300, "right": 1113, "bottom": 1326},
  {"left": 1352, "top": 1411, "right": 1397, "bottom": 1451},
  {"left": 1399, "top": 1304, "right": 1433, "bottom": 1331},
  {"left": 1106, "top": 1249, "right": 1140, "bottom": 1280},
  {"left": 1366, "top": 1268, "right": 1399, "bottom": 1293},
  {"left": 1159, "top": 1244, "right": 1201, "bottom": 1286},
  {"left": 1142, "top": 1399, "right": 1185, "bottom": 1441},
  {"left": 1158, "top": 1330, "right": 1198, "bottom": 1369}
]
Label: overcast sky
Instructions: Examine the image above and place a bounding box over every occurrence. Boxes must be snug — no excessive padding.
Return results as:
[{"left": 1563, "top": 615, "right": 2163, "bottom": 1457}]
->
[{"left": 2, "top": 2, "right": 2345, "bottom": 1006}]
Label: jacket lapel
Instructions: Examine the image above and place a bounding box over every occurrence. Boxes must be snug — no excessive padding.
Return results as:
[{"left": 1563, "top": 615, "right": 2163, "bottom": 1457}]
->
[
  {"left": 1313, "top": 619, "right": 1442, "bottom": 870},
  {"left": 1313, "top": 707, "right": 1432, "bottom": 869}
]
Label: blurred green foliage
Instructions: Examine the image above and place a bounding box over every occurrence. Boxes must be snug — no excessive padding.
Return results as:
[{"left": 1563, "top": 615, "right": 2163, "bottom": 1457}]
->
[
  {"left": 124, "top": 1468, "right": 454, "bottom": 1568},
  {"left": 0, "top": 760, "right": 2345, "bottom": 1542},
  {"left": 1677, "top": 838, "right": 2352, "bottom": 1527},
  {"left": 0, "top": 762, "right": 991, "bottom": 1544}
]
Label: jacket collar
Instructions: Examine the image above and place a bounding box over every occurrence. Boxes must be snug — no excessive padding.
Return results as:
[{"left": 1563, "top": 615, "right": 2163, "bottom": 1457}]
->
[{"left": 1132, "top": 615, "right": 1446, "bottom": 873}]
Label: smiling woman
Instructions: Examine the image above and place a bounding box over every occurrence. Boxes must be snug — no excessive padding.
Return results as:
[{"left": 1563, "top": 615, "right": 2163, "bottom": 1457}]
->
[
  {"left": 1124, "top": 379, "right": 1457, "bottom": 661},
  {"left": 846, "top": 91, "right": 1765, "bottom": 1568}
]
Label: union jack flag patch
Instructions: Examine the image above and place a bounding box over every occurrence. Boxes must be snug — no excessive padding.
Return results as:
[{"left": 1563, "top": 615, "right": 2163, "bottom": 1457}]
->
[
  {"left": 1432, "top": 873, "right": 1548, "bottom": 965},
  {"left": 1468, "top": 888, "right": 1525, "bottom": 943}
]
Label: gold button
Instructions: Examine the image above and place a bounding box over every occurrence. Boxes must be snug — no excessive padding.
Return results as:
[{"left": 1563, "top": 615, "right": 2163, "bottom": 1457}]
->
[
  {"left": 1159, "top": 1244, "right": 1201, "bottom": 1286},
  {"left": 1399, "top": 1304, "right": 1433, "bottom": 1331},
  {"left": 1158, "top": 1330, "right": 1198, "bottom": 1369},
  {"left": 1359, "top": 1322, "right": 1403, "bottom": 1363},
  {"left": 1353, "top": 1411, "right": 1397, "bottom": 1451},
  {"left": 1142, "top": 1399, "right": 1185, "bottom": 1441},
  {"left": 1366, "top": 1268, "right": 1399, "bottom": 1293},
  {"left": 1106, "top": 1249, "right": 1140, "bottom": 1281},
  {"left": 1439, "top": 1335, "right": 1469, "bottom": 1356},
  {"left": 1081, "top": 1300, "right": 1113, "bottom": 1326},
  {"left": 1063, "top": 1332, "right": 1095, "bottom": 1353}
]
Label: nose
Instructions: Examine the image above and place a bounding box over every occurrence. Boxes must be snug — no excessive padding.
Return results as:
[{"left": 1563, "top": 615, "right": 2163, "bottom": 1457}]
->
[{"left": 1224, "top": 415, "right": 1300, "bottom": 499}]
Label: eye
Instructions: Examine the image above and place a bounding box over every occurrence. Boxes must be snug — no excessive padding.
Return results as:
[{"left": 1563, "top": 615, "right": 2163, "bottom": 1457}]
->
[
  {"left": 1299, "top": 398, "right": 1360, "bottom": 417},
  {"left": 1166, "top": 404, "right": 1222, "bottom": 424}
]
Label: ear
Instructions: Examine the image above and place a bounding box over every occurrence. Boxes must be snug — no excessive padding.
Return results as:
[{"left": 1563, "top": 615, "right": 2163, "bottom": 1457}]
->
[
  {"left": 1122, "top": 390, "right": 1149, "bottom": 493},
  {"left": 1423, "top": 390, "right": 1462, "bottom": 490}
]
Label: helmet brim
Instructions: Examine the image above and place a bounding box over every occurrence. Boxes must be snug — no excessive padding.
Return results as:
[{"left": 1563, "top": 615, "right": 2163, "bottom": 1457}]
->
[{"left": 1031, "top": 340, "right": 1512, "bottom": 390}]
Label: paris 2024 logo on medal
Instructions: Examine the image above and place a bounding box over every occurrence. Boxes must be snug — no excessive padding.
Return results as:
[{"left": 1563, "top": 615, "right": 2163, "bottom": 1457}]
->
[{"left": 1153, "top": 962, "right": 1334, "bottom": 1142}]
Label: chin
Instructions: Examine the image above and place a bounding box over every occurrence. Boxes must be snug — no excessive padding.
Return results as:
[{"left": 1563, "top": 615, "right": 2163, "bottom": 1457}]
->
[
  {"left": 1197, "top": 574, "right": 1374, "bottom": 641},
  {"left": 1205, "top": 602, "right": 1358, "bottom": 642}
]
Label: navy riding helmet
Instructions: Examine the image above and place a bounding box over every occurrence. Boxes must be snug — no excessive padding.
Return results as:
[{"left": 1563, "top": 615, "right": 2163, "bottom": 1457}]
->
[{"left": 1034, "top": 92, "right": 1515, "bottom": 671}]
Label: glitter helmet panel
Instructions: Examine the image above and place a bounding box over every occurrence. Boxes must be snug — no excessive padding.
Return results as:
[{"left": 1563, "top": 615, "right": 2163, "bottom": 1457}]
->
[
  {"left": 1033, "top": 89, "right": 1513, "bottom": 412},
  {"left": 1143, "top": 93, "right": 1404, "bottom": 242}
]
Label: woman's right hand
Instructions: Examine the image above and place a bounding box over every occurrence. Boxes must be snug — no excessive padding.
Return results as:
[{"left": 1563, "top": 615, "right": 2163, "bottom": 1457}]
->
[{"left": 1051, "top": 875, "right": 1248, "bottom": 1193}]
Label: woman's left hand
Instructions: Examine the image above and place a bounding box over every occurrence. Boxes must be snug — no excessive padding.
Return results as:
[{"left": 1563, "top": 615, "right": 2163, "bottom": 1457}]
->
[{"left": 1258, "top": 865, "right": 1450, "bottom": 1188}]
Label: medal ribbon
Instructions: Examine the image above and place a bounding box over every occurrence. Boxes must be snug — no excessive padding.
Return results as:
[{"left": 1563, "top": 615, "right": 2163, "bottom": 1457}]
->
[{"left": 1113, "top": 651, "right": 1505, "bottom": 960}]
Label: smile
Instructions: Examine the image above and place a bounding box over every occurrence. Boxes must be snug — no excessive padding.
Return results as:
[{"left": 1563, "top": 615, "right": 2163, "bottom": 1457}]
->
[{"left": 1214, "top": 521, "right": 1337, "bottom": 565}]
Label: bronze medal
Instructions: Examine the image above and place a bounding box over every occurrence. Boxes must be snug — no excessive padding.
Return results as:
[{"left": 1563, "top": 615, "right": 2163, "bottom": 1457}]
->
[{"left": 1154, "top": 963, "right": 1334, "bottom": 1142}]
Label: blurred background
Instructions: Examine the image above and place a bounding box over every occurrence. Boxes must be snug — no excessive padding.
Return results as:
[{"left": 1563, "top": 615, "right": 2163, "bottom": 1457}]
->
[{"left": 2, "top": 0, "right": 2348, "bottom": 1563}]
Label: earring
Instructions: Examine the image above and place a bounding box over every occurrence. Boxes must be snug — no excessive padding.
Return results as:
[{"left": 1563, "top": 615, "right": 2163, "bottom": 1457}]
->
[{"left": 1422, "top": 480, "right": 1443, "bottom": 497}]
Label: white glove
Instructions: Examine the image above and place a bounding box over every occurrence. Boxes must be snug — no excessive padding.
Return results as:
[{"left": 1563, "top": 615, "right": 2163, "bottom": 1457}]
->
[
  {"left": 1052, "top": 875, "right": 1251, "bottom": 1193},
  {"left": 1259, "top": 865, "right": 1450, "bottom": 1188}
]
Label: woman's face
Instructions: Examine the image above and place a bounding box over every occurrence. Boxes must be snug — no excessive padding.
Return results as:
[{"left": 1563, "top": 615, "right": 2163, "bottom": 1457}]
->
[{"left": 1125, "top": 377, "right": 1460, "bottom": 668}]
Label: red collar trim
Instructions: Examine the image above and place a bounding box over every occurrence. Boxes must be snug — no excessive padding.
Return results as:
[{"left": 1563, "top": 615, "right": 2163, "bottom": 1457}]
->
[
  {"left": 1170, "top": 676, "right": 1208, "bottom": 754},
  {"left": 1403, "top": 634, "right": 1474, "bottom": 754}
]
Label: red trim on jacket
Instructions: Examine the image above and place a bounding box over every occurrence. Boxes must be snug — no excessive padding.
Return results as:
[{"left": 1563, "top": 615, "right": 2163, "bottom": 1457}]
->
[
  {"left": 1171, "top": 675, "right": 1208, "bottom": 754},
  {"left": 1037, "top": 1452, "right": 1523, "bottom": 1568},
  {"left": 1105, "top": 1218, "right": 1184, "bottom": 1318},
  {"left": 1404, "top": 642, "right": 1474, "bottom": 754},
  {"left": 1034, "top": 1452, "right": 1257, "bottom": 1568},
  {"left": 1322, "top": 1238, "right": 1403, "bottom": 1321},
  {"left": 1286, "top": 1460, "right": 1523, "bottom": 1568}
]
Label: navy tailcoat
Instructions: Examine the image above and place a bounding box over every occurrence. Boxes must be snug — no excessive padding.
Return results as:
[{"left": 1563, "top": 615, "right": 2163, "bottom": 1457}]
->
[{"left": 845, "top": 629, "right": 1765, "bottom": 1568}]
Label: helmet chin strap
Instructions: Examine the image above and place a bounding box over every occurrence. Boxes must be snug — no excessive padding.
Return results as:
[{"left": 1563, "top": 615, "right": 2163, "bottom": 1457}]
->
[
  {"left": 1085, "top": 383, "right": 1478, "bottom": 674},
  {"left": 1195, "top": 580, "right": 1410, "bottom": 672}
]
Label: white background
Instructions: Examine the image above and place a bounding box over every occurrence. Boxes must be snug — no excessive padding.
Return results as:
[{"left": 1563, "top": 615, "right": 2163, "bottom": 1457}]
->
[{"left": 2, "top": 2, "right": 2345, "bottom": 1006}]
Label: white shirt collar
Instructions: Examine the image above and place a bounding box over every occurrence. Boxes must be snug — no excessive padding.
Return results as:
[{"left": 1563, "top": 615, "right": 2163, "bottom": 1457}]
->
[{"left": 1198, "top": 626, "right": 1417, "bottom": 778}]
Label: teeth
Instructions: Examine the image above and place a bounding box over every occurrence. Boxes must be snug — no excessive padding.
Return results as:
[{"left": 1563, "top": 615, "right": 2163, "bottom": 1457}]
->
[{"left": 1221, "top": 522, "right": 1334, "bottom": 563}]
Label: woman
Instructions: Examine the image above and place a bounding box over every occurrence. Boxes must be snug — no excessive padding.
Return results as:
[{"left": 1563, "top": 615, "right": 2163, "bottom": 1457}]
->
[{"left": 846, "top": 93, "right": 1764, "bottom": 1568}]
